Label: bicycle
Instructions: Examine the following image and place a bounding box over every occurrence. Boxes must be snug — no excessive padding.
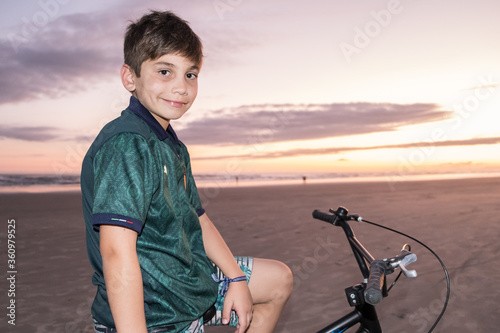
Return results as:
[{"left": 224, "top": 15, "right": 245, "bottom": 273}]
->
[{"left": 311, "top": 206, "right": 449, "bottom": 333}]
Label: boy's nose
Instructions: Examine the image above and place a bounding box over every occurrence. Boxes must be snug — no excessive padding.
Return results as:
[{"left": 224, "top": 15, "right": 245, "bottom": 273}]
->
[{"left": 171, "top": 77, "right": 188, "bottom": 95}]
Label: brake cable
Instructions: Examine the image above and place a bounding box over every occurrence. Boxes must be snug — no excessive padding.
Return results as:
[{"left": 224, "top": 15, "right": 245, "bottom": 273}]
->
[{"left": 358, "top": 217, "right": 450, "bottom": 333}]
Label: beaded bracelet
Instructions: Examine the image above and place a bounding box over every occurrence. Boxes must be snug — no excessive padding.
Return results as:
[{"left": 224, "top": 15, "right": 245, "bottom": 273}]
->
[{"left": 211, "top": 273, "right": 247, "bottom": 296}]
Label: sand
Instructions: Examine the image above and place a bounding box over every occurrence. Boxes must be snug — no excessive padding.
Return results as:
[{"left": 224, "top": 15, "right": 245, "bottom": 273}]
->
[{"left": 1, "top": 176, "right": 499, "bottom": 332}]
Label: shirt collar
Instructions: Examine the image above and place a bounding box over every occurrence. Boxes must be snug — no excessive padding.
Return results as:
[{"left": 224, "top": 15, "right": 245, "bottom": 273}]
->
[{"left": 127, "top": 96, "right": 180, "bottom": 145}]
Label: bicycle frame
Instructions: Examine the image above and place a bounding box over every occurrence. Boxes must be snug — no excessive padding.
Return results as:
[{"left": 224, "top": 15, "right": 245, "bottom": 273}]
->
[
  {"left": 317, "top": 302, "right": 380, "bottom": 333},
  {"left": 316, "top": 217, "right": 385, "bottom": 333}
]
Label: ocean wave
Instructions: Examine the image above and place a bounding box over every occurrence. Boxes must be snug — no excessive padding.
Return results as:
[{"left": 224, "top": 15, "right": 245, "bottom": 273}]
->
[
  {"left": 1, "top": 171, "right": 499, "bottom": 189},
  {"left": 0, "top": 174, "right": 80, "bottom": 187}
]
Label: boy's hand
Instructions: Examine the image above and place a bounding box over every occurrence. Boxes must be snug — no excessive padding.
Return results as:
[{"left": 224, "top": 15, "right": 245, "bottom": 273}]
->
[{"left": 222, "top": 280, "right": 253, "bottom": 333}]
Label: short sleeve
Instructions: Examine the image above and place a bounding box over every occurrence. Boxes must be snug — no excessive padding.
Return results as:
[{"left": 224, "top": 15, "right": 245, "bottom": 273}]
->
[
  {"left": 92, "top": 133, "right": 155, "bottom": 234},
  {"left": 182, "top": 145, "right": 205, "bottom": 217}
]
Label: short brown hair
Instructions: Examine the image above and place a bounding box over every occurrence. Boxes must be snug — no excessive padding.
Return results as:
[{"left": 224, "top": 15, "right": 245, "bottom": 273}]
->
[{"left": 124, "top": 11, "right": 203, "bottom": 77}]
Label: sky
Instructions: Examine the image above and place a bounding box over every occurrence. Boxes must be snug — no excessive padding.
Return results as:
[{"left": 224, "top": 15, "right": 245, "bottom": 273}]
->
[{"left": 1, "top": 0, "right": 499, "bottom": 179}]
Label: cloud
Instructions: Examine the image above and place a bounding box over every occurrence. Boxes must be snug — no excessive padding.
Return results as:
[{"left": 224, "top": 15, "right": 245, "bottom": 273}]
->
[
  {"left": 178, "top": 102, "right": 452, "bottom": 145},
  {"left": 193, "top": 136, "right": 500, "bottom": 160},
  {"left": 0, "top": 125, "right": 60, "bottom": 141},
  {"left": 0, "top": 1, "right": 261, "bottom": 105},
  {"left": 0, "top": 11, "right": 124, "bottom": 104}
]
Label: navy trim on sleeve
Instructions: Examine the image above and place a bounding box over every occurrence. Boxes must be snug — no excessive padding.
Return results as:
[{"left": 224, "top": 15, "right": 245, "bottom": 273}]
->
[
  {"left": 196, "top": 208, "right": 206, "bottom": 217},
  {"left": 93, "top": 213, "right": 144, "bottom": 234}
]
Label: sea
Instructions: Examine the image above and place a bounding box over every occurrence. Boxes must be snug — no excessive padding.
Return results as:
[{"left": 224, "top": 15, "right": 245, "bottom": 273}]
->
[{"left": 1, "top": 171, "right": 500, "bottom": 193}]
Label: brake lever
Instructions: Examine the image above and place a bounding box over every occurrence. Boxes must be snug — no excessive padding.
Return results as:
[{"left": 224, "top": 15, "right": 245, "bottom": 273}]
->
[
  {"left": 386, "top": 248, "right": 417, "bottom": 277},
  {"left": 399, "top": 253, "right": 417, "bottom": 278}
]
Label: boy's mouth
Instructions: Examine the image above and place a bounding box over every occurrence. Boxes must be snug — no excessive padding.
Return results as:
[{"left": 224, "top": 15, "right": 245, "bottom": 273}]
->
[{"left": 163, "top": 99, "right": 187, "bottom": 108}]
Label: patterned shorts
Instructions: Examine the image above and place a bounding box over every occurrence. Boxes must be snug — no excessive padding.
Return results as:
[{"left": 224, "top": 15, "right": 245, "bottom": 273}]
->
[{"left": 93, "top": 256, "right": 253, "bottom": 333}]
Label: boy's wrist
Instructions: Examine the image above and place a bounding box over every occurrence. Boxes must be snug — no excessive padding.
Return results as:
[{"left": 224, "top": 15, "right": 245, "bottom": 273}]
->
[{"left": 212, "top": 273, "right": 247, "bottom": 296}]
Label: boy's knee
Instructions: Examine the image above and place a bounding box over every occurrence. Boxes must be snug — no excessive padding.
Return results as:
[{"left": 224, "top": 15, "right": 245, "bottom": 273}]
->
[
  {"left": 283, "top": 263, "right": 294, "bottom": 295},
  {"left": 273, "top": 260, "right": 294, "bottom": 299},
  {"left": 252, "top": 258, "right": 293, "bottom": 303}
]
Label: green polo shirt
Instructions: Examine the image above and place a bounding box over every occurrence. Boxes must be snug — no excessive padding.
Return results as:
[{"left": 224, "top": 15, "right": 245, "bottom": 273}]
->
[{"left": 81, "top": 97, "right": 218, "bottom": 332}]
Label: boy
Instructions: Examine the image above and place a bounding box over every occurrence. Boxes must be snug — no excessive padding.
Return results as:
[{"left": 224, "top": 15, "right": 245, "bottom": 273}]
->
[{"left": 81, "top": 10, "right": 292, "bottom": 333}]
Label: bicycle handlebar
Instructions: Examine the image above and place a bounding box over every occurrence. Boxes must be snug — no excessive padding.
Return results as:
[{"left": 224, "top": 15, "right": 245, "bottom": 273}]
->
[
  {"left": 311, "top": 206, "right": 450, "bottom": 333},
  {"left": 312, "top": 207, "right": 418, "bottom": 307},
  {"left": 312, "top": 209, "right": 338, "bottom": 225},
  {"left": 365, "top": 260, "right": 386, "bottom": 305},
  {"left": 313, "top": 207, "right": 361, "bottom": 225}
]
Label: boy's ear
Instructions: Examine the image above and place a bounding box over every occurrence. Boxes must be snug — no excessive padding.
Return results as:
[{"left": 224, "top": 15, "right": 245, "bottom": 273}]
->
[{"left": 121, "top": 64, "right": 136, "bottom": 92}]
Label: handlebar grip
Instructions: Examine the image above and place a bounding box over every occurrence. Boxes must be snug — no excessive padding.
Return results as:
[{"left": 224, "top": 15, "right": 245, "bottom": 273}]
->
[
  {"left": 312, "top": 210, "right": 337, "bottom": 224},
  {"left": 364, "top": 260, "right": 386, "bottom": 305}
]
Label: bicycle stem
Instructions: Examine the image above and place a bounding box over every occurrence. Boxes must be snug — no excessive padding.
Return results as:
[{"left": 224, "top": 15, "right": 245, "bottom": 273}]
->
[{"left": 338, "top": 218, "right": 374, "bottom": 280}]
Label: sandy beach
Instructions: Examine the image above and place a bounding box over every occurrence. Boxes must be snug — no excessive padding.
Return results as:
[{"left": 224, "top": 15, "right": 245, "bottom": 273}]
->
[{"left": 1, "top": 176, "right": 499, "bottom": 332}]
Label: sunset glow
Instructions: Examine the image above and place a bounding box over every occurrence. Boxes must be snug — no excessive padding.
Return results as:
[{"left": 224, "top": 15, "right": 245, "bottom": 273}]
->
[{"left": 1, "top": 0, "right": 499, "bottom": 180}]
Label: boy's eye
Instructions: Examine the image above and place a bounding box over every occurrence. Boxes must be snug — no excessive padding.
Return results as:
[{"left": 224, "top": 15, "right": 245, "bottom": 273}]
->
[
  {"left": 186, "top": 73, "right": 198, "bottom": 80},
  {"left": 159, "top": 70, "right": 170, "bottom": 76}
]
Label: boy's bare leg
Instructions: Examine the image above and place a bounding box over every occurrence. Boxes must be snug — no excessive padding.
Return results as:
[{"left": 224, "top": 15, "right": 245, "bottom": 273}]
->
[{"left": 247, "top": 258, "right": 293, "bottom": 333}]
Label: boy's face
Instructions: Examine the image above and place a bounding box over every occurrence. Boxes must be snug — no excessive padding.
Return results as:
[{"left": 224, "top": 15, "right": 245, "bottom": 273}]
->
[{"left": 122, "top": 53, "right": 200, "bottom": 129}]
